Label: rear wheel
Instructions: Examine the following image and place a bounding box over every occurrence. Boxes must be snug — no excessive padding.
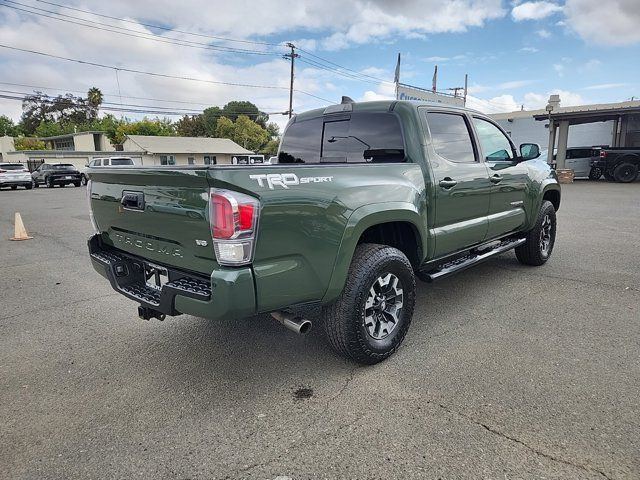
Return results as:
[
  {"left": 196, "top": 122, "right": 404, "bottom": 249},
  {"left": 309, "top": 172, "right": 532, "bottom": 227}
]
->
[
  {"left": 322, "top": 243, "right": 416, "bottom": 365},
  {"left": 588, "top": 167, "right": 603, "bottom": 180},
  {"left": 73, "top": 181, "right": 81, "bottom": 187},
  {"left": 46, "top": 177, "right": 54, "bottom": 188},
  {"left": 11, "top": 185, "right": 17, "bottom": 190},
  {"left": 25, "top": 183, "right": 32, "bottom": 190},
  {"left": 613, "top": 162, "right": 639, "bottom": 183},
  {"left": 515, "top": 200, "right": 557, "bottom": 266},
  {"left": 81, "top": 174, "right": 88, "bottom": 186}
]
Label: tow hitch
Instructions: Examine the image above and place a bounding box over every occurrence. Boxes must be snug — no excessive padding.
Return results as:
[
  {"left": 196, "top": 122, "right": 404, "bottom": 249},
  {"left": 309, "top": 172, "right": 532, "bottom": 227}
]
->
[{"left": 138, "top": 306, "right": 166, "bottom": 321}]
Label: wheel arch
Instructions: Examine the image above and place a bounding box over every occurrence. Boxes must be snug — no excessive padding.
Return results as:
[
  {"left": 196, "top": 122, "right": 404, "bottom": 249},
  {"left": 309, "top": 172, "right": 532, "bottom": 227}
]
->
[{"left": 321, "top": 202, "right": 427, "bottom": 304}]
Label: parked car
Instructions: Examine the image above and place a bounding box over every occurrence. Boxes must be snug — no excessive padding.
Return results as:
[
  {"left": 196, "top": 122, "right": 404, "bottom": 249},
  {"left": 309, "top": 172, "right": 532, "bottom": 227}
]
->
[
  {"left": 0, "top": 163, "right": 32, "bottom": 190},
  {"left": 564, "top": 147, "right": 603, "bottom": 180},
  {"left": 231, "top": 155, "right": 265, "bottom": 165},
  {"left": 87, "top": 99, "right": 560, "bottom": 364},
  {"left": 81, "top": 157, "right": 135, "bottom": 185},
  {"left": 31, "top": 163, "right": 82, "bottom": 188},
  {"left": 591, "top": 147, "right": 640, "bottom": 183}
]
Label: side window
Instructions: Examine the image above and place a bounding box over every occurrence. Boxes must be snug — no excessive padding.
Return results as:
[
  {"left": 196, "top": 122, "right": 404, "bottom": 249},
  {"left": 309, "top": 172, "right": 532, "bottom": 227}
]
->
[
  {"left": 473, "top": 117, "right": 515, "bottom": 161},
  {"left": 278, "top": 117, "right": 322, "bottom": 163},
  {"left": 426, "top": 112, "right": 476, "bottom": 163},
  {"left": 103, "top": 159, "right": 110, "bottom": 166},
  {"left": 94, "top": 159, "right": 101, "bottom": 166}
]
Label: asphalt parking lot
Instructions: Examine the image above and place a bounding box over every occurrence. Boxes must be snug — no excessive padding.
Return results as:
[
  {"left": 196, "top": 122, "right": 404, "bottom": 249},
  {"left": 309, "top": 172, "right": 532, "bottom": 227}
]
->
[{"left": 1, "top": 181, "right": 638, "bottom": 479}]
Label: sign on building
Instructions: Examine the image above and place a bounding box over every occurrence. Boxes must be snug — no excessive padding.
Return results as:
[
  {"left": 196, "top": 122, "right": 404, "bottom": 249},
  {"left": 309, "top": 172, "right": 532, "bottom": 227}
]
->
[{"left": 396, "top": 83, "right": 464, "bottom": 107}]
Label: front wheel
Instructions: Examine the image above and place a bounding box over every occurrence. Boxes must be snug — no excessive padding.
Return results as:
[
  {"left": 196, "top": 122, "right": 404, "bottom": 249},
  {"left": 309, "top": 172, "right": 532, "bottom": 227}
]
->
[
  {"left": 515, "top": 200, "right": 557, "bottom": 266},
  {"left": 321, "top": 244, "right": 416, "bottom": 365},
  {"left": 46, "top": 177, "right": 54, "bottom": 188},
  {"left": 81, "top": 174, "right": 88, "bottom": 186}
]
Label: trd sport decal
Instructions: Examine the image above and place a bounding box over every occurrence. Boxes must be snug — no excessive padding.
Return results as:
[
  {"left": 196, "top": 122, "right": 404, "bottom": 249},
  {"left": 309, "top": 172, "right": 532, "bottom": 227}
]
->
[{"left": 249, "top": 173, "right": 333, "bottom": 190}]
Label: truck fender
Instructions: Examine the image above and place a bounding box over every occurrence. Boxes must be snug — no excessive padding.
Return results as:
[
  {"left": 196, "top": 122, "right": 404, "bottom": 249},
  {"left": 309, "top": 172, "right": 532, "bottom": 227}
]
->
[{"left": 321, "top": 201, "right": 428, "bottom": 304}]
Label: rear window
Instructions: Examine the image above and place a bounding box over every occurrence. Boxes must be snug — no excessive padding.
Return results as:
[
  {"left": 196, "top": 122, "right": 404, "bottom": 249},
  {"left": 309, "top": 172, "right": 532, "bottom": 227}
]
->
[
  {"left": 110, "top": 158, "right": 134, "bottom": 166},
  {"left": 279, "top": 113, "right": 405, "bottom": 164},
  {"left": 0, "top": 164, "right": 26, "bottom": 170}
]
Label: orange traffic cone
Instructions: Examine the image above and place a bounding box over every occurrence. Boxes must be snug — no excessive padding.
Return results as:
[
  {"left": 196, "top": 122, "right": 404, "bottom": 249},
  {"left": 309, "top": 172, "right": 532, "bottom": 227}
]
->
[{"left": 10, "top": 212, "right": 33, "bottom": 241}]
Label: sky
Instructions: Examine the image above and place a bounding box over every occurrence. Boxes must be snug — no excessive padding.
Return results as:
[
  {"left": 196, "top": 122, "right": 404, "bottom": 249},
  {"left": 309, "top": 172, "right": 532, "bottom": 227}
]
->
[{"left": 0, "top": 0, "right": 639, "bottom": 132}]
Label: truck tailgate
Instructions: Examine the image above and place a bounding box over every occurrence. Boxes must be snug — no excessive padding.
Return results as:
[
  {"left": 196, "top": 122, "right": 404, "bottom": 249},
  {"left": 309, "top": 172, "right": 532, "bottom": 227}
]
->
[{"left": 89, "top": 167, "right": 216, "bottom": 273}]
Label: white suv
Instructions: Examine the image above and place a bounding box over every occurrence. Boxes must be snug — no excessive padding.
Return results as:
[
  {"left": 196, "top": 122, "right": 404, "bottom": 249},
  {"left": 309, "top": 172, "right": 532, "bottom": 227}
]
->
[{"left": 81, "top": 157, "right": 135, "bottom": 185}]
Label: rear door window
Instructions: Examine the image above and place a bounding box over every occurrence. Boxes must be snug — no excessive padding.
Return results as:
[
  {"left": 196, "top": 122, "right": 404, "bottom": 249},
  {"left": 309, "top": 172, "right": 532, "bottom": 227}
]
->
[{"left": 425, "top": 112, "right": 476, "bottom": 163}]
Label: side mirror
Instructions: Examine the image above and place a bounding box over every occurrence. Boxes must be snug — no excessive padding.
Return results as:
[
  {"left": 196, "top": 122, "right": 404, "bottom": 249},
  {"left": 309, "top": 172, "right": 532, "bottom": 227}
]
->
[{"left": 520, "top": 143, "right": 540, "bottom": 161}]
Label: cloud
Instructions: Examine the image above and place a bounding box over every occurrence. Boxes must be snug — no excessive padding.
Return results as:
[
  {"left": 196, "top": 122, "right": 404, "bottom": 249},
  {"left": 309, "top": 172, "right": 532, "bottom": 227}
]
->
[
  {"left": 536, "top": 29, "right": 551, "bottom": 38},
  {"left": 553, "top": 64, "right": 565, "bottom": 76},
  {"left": 564, "top": 0, "right": 640, "bottom": 45},
  {"left": 497, "top": 79, "right": 538, "bottom": 89},
  {"left": 582, "top": 83, "right": 629, "bottom": 90},
  {"left": 519, "top": 46, "right": 539, "bottom": 53},
  {"left": 511, "top": 1, "right": 563, "bottom": 21},
  {"left": 469, "top": 89, "right": 587, "bottom": 114}
]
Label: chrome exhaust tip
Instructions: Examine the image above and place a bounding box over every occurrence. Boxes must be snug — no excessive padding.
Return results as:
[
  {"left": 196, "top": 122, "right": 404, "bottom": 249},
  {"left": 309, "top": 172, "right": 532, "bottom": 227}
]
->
[{"left": 271, "top": 311, "right": 312, "bottom": 335}]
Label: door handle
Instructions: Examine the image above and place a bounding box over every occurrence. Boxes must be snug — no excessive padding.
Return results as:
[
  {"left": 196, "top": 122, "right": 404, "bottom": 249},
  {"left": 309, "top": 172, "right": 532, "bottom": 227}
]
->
[
  {"left": 439, "top": 178, "right": 457, "bottom": 189},
  {"left": 490, "top": 174, "right": 503, "bottom": 184}
]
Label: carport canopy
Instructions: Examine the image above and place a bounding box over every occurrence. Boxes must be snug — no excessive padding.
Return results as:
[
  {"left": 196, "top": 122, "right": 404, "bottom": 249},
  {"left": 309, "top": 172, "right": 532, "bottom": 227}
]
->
[{"left": 533, "top": 100, "right": 640, "bottom": 169}]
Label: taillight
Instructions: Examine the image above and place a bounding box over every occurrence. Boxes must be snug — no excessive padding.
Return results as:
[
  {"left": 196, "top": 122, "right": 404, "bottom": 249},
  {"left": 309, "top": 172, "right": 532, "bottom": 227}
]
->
[
  {"left": 209, "top": 189, "right": 259, "bottom": 265},
  {"left": 86, "top": 180, "right": 100, "bottom": 234},
  {"left": 600, "top": 150, "right": 607, "bottom": 158}
]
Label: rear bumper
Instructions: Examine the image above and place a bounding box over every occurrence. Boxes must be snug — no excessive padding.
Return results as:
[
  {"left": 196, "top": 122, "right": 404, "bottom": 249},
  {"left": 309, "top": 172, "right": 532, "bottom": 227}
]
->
[
  {"left": 88, "top": 234, "right": 256, "bottom": 320},
  {"left": 50, "top": 174, "right": 81, "bottom": 183},
  {"left": 0, "top": 176, "right": 31, "bottom": 186}
]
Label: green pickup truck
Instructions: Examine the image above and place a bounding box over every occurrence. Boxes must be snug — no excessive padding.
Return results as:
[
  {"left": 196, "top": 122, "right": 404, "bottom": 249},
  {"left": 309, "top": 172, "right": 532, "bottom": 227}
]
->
[{"left": 87, "top": 99, "right": 560, "bottom": 364}]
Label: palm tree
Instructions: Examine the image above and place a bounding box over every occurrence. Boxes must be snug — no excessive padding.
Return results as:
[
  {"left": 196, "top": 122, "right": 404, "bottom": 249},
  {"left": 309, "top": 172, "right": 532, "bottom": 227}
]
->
[{"left": 87, "top": 87, "right": 103, "bottom": 119}]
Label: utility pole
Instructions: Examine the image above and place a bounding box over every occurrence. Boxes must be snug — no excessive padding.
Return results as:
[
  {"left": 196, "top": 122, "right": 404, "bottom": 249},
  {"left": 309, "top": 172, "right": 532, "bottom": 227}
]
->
[
  {"left": 447, "top": 87, "right": 464, "bottom": 98},
  {"left": 283, "top": 43, "right": 299, "bottom": 118}
]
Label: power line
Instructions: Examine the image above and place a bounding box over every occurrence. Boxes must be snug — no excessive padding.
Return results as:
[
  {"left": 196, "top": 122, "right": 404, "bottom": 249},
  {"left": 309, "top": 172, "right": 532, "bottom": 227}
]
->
[
  {"left": 296, "top": 47, "right": 394, "bottom": 85},
  {"left": 0, "top": 43, "right": 286, "bottom": 90},
  {"left": 0, "top": 1, "right": 282, "bottom": 56},
  {"left": 0, "top": 43, "right": 332, "bottom": 105},
  {"left": 33, "top": 0, "right": 283, "bottom": 47},
  {"left": 297, "top": 56, "right": 382, "bottom": 86}
]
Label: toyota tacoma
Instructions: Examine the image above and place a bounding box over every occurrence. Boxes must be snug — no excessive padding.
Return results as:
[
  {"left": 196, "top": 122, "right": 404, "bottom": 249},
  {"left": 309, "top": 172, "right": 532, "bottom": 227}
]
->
[{"left": 87, "top": 99, "right": 560, "bottom": 364}]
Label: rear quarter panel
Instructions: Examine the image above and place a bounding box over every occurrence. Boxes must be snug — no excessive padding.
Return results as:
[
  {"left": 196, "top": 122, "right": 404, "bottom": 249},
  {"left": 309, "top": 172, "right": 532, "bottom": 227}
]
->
[{"left": 211, "top": 164, "right": 426, "bottom": 311}]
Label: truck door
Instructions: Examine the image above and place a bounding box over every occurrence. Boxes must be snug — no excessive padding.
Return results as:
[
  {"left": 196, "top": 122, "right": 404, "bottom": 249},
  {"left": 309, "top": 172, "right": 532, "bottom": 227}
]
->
[
  {"left": 422, "top": 110, "right": 492, "bottom": 258},
  {"left": 471, "top": 116, "right": 528, "bottom": 240}
]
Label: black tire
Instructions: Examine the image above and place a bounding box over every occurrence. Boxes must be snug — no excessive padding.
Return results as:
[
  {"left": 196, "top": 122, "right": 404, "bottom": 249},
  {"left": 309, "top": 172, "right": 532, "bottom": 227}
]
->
[
  {"left": 613, "top": 162, "right": 639, "bottom": 183},
  {"left": 588, "top": 167, "right": 603, "bottom": 181},
  {"left": 25, "top": 183, "right": 32, "bottom": 190},
  {"left": 515, "top": 200, "right": 557, "bottom": 266},
  {"left": 321, "top": 243, "right": 416, "bottom": 365},
  {"left": 33, "top": 180, "right": 39, "bottom": 188},
  {"left": 58, "top": 183, "right": 65, "bottom": 188},
  {"left": 11, "top": 185, "right": 17, "bottom": 190},
  {"left": 73, "top": 181, "right": 81, "bottom": 187},
  {"left": 81, "top": 174, "right": 88, "bottom": 186},
  {"left": 46, "top": 177, "right": 54, "bottom": 188}
]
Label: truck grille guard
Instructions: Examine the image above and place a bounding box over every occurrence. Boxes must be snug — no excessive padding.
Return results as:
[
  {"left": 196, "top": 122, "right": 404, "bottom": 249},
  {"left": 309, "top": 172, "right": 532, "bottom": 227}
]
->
[{"left": 88, "top": 235, "right": 211, "bottom": 317}]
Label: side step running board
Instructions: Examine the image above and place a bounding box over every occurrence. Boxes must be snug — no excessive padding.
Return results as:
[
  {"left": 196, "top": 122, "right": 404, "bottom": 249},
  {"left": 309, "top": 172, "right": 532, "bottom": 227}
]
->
[{"left": 419, "top": 238, "right": 526, "bottom": 282}]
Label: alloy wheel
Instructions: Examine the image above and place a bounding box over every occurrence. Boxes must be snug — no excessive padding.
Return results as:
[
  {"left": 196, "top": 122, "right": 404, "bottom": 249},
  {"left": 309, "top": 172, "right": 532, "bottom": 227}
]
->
[
  {"left": 539, "top": 214, "right": 552, "bottom": 256},
  {"left": 364, "top": 273, "right": 404, "bottom": 340}
]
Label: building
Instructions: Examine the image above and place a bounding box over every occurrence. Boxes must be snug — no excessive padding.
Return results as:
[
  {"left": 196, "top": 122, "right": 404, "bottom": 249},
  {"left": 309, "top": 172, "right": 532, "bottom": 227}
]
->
[
  {"left": 490, "top": 99, "right": 640, "bottom": 159},
  {"left": 0, "top": 131, "right": 142, "bottom": 170},
  {"left": 122, "top": 135, "right": 253, "bottom": 166}
]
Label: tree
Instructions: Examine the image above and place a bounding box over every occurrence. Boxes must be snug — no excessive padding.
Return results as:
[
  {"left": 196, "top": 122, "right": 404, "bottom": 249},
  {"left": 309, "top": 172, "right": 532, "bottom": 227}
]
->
[
  {"left": 260, "top": 138, "right": 280, "bottom": 156},
  {"left": 87, "top": 87, "right": 103, "bottom": 119},
  {"left": 14, "top": 137, "right": 47, "bottom": 150},
  {"left": 221, "top": 101, "right": 268, "bottom": 127},
  {"left": 0, "top": 115, "right": 19, "bottom": 136},
  {"left": 114, "top": 118, "right": 176, "bottom": 144},
  {"left": 34, "top": 121, "right": 72, "bottom": 138},
  {"left": 214, "top": 116, "right": 235, "bottom": 140},
  {"left": 20, "top": 92, "right": 93, "bottom": 135},
  {"left": 233, "top": 115, "right": 270, "bottom": 151},
  {"left": 176, "top": 115, "right": 206, "bottom": 137},
  {"left": 266, "top": 122, "right": 280, "bottom": 138},
  {"left": 202, "top": 106, "right": 222, "bottom": 136}
]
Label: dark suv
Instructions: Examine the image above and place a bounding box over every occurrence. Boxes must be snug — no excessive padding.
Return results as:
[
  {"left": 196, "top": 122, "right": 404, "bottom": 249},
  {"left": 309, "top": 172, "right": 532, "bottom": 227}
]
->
[{"left": 31, "top": 163, "right": 82, "bottom": 188}]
